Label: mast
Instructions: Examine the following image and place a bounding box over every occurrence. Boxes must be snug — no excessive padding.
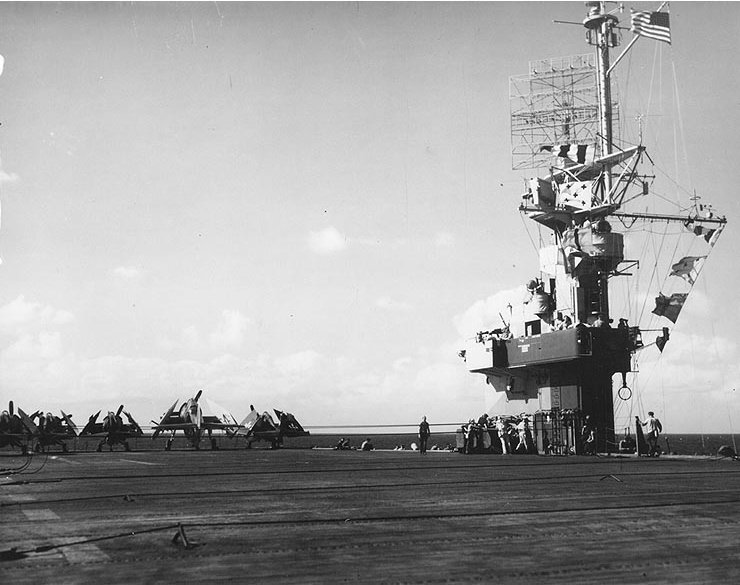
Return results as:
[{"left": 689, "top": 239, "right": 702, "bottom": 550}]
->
[{"left": 584, "top": 1, "right": 618, "bottom": 198}]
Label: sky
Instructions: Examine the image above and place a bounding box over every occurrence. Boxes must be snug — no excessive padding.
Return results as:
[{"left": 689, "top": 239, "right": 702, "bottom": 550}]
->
[{"left": 0, "top": 1, "right": 738, "bottom": 435}]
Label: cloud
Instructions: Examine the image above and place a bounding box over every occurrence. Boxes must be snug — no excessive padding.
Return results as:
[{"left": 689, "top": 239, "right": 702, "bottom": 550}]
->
[
  {"left": 0, "top": 295, "right": 74, "bottom": 335},
  {"left": 274, "top": 350, "right": 324, "bottom": 377},
  {"left": 0, "top": 294, "right": 483, "bottom": 430},
  {"left": 160, "top": 309, "right": 251, "bottom": 353},
  {"left": 452, "top": 286, "right": 525, "bottom": 337},
  {"left": 0, "top": 153, "right": 19, "bottom": 185},
  {"left": 308, "top": 226, "right": 348, "bottom": 254},
  {"left": 0, "top": 297, "right": 80, "bottom": 409},
  {"left": 209, "top": 310, "right": 250, "bottom": 351},
  {"left": 3, "top": 331, "right": 65, "bottom": 362}
]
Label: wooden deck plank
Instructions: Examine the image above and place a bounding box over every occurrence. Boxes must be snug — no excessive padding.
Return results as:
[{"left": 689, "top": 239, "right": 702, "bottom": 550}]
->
[{"left": 1, "top": 449, "right": 739, "bottom": 583}]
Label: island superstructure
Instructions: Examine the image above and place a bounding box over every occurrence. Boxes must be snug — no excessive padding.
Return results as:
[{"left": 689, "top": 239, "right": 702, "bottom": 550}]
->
[{"left": 463, "top": 2, "right": 726, "bottom": 453}]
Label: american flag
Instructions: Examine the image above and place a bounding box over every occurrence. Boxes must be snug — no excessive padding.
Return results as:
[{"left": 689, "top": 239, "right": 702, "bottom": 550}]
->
[{"left": 631, "top": 10, "right": 671, "bottom": 44}]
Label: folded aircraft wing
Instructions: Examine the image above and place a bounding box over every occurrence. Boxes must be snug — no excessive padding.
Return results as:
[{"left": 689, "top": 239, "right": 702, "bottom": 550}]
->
[
  {"left": 202, "top": 398, "right": 242, "bottom": 431},
  {"left": 201, "top": 416, "right": 240, "bottom": 430},
  {"left": 274, "top": 410, "right": 310, "bottom": 438},
  {"left": 60, "top": 411, "right": 78, "bottom": 436},
  {"left": 17, "top": 408, "right": 39, "bottom": 435},
  {"left": 122, "top": 411, "right": 144, "bottom": 435},
  {"left": 252, "top": 412, "right": 279, "bottom": 438},
  {"left": 235, "top": 409, "right": 279, "bottom": 438},
  {"left": 151, "top": 400, "right": 189, "bottom": 438},
  {"left": 80, "top": 411, "right": 103, "bottom": 436},
  {"left": 236, "top": 409, "right": 260, "bottom": 436}
]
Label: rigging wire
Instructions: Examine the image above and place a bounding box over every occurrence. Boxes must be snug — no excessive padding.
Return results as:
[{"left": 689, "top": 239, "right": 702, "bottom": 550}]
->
[
  {"left": 656, "top": 222, "right": 684, "bottom": 293},
  {"left": 698, "top": 266, "right": 736, "bottom": 451},
  {"left": 671, "top": 58, "right": 693, "bottom": 196},
  {"left": 616, "top": 35, "right": 726, "bottom": 444},
  {"left": 519, "top": 210, "right": 540, "bottom": 254},
  {"left": 644, "top": 35, "right": 661, "bottom": 148},
  {"left": 636, "top": 221, "right": 668, "bottom": 325}
]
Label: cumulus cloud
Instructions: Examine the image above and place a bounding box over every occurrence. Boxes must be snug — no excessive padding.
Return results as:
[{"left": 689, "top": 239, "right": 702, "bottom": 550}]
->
[
  {"left": 3, "top": 331, "right": 65, "bottom": 362},
  {"left": 274, "top": 350, "right": 324, "bottom": 377},
  {"left": 161, "top": 309, "right": 251, "bottom": 353},
  {"left": 0, "top": 296, "right": 79, "bottom": 410},
  {"left": 452, "top": 286, "right": 525, "bottom": 337},
  {"left": 0, "top": 153, "right": 19, "bottom": 185},
  {"left": 0, "top": 296, "right": 484, "bottom": 431},
  {"left": 209, "top": 310, "right": 250, "bottom": 351},
  {"left": 0, "top": 295, "right": 74, "bottom": 335},
  {"left": 308, "top": 226, "right": 348, "bottom": 254}
]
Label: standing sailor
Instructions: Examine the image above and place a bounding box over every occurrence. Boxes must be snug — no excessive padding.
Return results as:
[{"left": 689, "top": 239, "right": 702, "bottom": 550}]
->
[
  {"left": 638, "top": 411, "right": 663, "bottom": 456},
  {"left": 418, "top": 416, "right": 430, "bottom": 455}
]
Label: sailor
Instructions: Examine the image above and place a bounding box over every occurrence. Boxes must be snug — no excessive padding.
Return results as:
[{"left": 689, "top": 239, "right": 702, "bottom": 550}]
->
[
  {"left": 495, "top": 417, "right": 511, "bottom": 454},
  {"left": 418, "top": 416, "right": 431, "bottom": 455},
  {"left": 464, "top": 419, "right": 481, "bottom": 454},
  {"left": 592, "top": 313, "right": 611, "bottom": 328},
  {"left": 595, "top": 218, "right": 612, "bottom": 233},
  {"left": 515, "top": 418, "right": 529, "bottom": 454},
  {"left": 581, "top": 415, "right": 597, "bottom": 455},
  {"left": 542, "top": 430, "right": 552, "bottom": 455},
  {"left": 638, "top": 411, "right": 663, "bottom": 456},
  {"left": 360, "top": 438, "right": 374, "bottom": 451},
  {"left": 526, "top": 278, "right": 542, "bottom": 294}
]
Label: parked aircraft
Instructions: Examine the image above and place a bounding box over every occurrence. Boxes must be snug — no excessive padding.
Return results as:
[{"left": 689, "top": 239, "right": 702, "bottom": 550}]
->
[
  {"left": 0, "top": 401, "right": 29, "bottom": 453},
  {"left": 23, "top": 409, "right": 78, "bottom": 453},
  {"left": 237, "top": 406, "right": 309, "bottom": 448},
  {"left": 151, "top": 390, "right": 241, "bottom": 450},
  {"left": 80, "top": 405, "right": 144, "bottom": 451}
]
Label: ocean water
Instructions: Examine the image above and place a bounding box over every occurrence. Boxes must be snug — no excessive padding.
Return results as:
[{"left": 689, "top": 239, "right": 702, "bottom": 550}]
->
[{"left": 291, "top": 432, "right": 739, "bottom": 456}]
